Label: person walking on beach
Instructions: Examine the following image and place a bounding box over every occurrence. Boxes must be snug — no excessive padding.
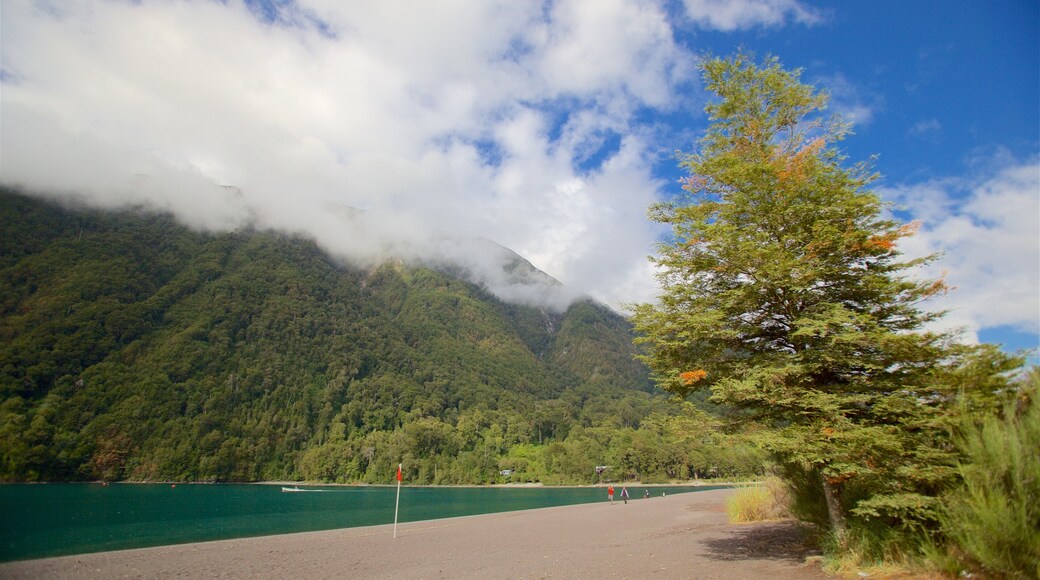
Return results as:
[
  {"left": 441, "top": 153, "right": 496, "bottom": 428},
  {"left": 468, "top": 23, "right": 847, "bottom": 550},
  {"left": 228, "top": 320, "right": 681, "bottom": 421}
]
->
[
  {"left": 644, "top": 489, "right": 650, "bottom": 499},
  {"left": 620, "top": 486, "right": 629, "bottom": 504},
  {"left": 608, "top": 485, "right": 614, "bottom": 503}
]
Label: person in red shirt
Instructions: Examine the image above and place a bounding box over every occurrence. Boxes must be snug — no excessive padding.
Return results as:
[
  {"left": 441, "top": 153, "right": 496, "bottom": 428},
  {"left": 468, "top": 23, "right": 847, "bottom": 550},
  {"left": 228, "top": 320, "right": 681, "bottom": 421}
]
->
[{"left": 608, "top": 485, "right": 615, "bottom": 503}]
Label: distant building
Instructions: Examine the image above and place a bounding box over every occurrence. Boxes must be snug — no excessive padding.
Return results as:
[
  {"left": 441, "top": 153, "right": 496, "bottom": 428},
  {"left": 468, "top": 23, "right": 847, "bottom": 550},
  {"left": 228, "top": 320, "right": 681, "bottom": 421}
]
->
[{"left": 499, "top": 469, "right": 513, "bottom": 476}]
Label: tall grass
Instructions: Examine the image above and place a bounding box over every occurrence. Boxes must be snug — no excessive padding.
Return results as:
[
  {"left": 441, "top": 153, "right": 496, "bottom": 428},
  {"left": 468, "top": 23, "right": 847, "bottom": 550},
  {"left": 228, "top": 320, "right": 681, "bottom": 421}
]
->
[
  {"left": 726, "top": 476, "right": 791, "bottom": 523},
  {"left": 932, "top": 393, "right": 1040, "bottom": 579}
]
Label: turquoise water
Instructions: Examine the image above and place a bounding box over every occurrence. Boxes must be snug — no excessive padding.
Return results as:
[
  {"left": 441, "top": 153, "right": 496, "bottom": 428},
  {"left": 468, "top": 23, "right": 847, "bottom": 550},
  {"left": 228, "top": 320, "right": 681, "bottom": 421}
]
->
[{"left": 0, "top": 483, "right": 724, "bottom": 562}]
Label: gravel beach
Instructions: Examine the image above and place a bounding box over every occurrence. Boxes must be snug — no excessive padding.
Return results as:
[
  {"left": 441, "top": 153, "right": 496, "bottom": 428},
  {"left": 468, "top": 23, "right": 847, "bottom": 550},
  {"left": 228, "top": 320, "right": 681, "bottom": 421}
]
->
[{"left": 1, "top": 487, "right": 827, "bottom": 579}]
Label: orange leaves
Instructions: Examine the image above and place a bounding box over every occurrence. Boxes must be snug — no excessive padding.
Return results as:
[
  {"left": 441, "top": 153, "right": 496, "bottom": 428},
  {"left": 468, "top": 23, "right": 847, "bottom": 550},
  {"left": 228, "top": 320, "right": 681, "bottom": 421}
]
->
[
  {"left": 897, "top": 220, "right": 922, "bottom": 237},
  {"left": 795, "top": 137, "right": 826, "bottom": 160},
  {"left": 679, "top": 369, "right": 708, "bottom": 385},
  {"left": 921, "top": 270, "right": 950, "bottom": 298},
  {"left": 863, "top": 236, "right": 896, "bottom": 251},
  {"left": 728, "top": 119, "right": 765, "bottom": 155},
  {"left": 773, "top": 137, "right": 826, "bottom": 186},
  {"left": 858, "top": 220, "right": 923, "bottom": 255},
  {"left": 679, "top": 175, "right": 710, "bottom": 193},
  {"left": 745, "top": 118, "right": 763, "bottom": 139},
  {"left": 803, "top": 239, "right": 827, "bottom": 261}
]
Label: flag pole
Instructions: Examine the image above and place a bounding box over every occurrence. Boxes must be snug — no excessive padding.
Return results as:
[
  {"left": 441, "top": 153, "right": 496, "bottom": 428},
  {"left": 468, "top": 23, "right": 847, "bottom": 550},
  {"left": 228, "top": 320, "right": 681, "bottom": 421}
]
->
[{"left": 393, "top": 463, "right": 402, "bottom": 539}]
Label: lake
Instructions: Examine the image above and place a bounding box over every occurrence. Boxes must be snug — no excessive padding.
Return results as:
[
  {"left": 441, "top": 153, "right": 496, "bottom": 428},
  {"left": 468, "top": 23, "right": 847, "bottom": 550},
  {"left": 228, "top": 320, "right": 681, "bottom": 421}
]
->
[{"left": 0, "top": 483, "right": 725, "bottom": 562}]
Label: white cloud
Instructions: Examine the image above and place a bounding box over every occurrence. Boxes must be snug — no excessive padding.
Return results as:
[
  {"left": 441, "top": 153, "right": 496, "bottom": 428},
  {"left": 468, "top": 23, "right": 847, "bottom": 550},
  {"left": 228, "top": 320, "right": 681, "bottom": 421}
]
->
[
  {"left": 0, "top": 0, "right": 686, "bottom": 311},
  {"left": 681, "top": 0, "right": 821, "bottom": 31},
  {"left": 812, "top": 72, "right": 879, "bottom": 127},
  {"left": 886, "top": 158, "right": 1040, "bottom": 344},
  {"left": 908, "top": 118, "right": 942, "bottom": 140},
  {"left": 538, "top": 0, "right": 691, "bottom": 108}
]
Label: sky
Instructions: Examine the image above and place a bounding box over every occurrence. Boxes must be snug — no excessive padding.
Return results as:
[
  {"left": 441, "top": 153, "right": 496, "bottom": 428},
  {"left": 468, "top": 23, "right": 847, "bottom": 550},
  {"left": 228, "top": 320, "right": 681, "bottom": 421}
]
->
[{"left": 1, "top": 0, "right": 1037, "bottom": 358}]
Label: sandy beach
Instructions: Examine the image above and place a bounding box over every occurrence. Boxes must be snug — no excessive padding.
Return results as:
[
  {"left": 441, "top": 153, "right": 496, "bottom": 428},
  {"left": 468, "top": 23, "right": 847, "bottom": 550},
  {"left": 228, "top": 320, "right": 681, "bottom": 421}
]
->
[{"left": 1, "top": 488, "right": 827, "bottom": 579}]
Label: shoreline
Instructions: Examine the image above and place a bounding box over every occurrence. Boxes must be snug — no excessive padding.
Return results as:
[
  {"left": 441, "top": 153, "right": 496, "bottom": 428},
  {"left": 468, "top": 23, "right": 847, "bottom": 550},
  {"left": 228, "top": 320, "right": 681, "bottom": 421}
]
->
[
  {"left": 264, "top": 480, "right": 747, "bottom": 488},
  {"left": 2, "top": 479, "right": 753, "bottom": 488},
  {"left": 1, "top": 488, "right": 825, "bottom": 579}
]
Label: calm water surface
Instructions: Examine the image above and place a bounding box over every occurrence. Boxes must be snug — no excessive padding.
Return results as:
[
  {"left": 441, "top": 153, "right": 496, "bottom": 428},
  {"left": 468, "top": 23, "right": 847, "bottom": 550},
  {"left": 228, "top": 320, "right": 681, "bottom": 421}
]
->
[{"left": 0, "top": 483, "right": 725, "bottom": 561}]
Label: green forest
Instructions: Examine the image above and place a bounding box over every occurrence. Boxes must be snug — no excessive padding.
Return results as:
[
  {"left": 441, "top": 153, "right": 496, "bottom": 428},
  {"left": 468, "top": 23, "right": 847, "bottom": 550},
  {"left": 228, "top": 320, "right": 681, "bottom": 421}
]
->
[{"left": 0, "top": 188, "right": 762, "bottom": 484}]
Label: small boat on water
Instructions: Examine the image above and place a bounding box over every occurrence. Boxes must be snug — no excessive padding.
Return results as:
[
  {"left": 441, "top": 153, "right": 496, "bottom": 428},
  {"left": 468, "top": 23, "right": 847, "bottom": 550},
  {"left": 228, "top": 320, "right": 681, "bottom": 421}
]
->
[{"left": 281, "top": 486, "right": 325, "bottom": 492}]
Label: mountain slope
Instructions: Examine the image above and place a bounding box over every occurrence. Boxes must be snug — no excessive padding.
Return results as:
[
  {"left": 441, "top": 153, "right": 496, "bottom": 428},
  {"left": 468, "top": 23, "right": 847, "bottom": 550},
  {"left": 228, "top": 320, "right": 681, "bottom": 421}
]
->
[{"left": 0, "top": 189, "right": 661, "bottom": 482}]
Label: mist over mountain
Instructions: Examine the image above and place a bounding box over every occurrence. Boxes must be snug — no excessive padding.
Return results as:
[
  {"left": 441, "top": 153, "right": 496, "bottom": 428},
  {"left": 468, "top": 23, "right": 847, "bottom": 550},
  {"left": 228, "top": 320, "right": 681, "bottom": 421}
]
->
[
  {"left": 417, "top": 235, "right": 583, "bottom": 313},
  {"left": 14, "top": 184, "right": 587, "bottom": 314}
]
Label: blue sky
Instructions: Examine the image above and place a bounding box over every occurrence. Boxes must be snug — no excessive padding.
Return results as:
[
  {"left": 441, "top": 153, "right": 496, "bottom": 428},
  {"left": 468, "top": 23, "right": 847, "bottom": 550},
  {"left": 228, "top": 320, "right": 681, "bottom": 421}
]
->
[
  {"left": 1, "top": 0, "right": 1037, "bottom": 358},
  {"left": 685, "top": 1, "right": 1038, "bottom": 182}
]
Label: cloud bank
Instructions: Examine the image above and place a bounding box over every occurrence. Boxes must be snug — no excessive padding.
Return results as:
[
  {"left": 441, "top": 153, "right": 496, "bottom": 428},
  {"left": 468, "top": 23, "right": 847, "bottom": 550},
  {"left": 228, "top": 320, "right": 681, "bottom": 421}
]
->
[
  {"left": 681, "top": 0, "right": 822, "bottom": 30},
  {"left": 1, "top": 0, "right": 703, "bottom": 310},
  {"left": 888, "top": 157, "right": 1040, "bottom": 346}
]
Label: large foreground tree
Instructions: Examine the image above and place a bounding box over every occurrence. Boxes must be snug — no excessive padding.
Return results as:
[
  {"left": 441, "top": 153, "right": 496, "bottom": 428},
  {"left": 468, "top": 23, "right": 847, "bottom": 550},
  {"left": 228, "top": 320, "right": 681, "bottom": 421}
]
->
[{"left": 632, "top": 54, "right": 1021, "bottom": 541}]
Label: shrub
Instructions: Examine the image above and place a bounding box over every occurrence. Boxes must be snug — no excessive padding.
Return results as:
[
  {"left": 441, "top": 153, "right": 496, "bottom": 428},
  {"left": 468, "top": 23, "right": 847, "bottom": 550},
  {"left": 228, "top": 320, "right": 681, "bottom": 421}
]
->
[
  {"left": 776, "top": 462, "right": 830, "bottom": 528},
  {"left": 936, "top": 389, "right": 1040, "bottom": 579}
]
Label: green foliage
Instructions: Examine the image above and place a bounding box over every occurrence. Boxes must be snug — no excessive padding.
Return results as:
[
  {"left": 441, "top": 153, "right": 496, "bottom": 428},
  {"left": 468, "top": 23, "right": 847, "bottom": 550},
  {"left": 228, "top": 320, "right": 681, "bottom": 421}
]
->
[
  {"left": 774, "top": 461, "right": 830, "bottom": 528},
  {"left": 0, "top": 188, "right": 762, "bottom": 484},
  {"left": 549, "top": 300, "right": 652, "bottom": 392},
  {"left": 934, "top": 381, "right": 1040, "bottom": 579},
  {"left": 631, "top": 52, "right": 1025, "bottom": 555}
]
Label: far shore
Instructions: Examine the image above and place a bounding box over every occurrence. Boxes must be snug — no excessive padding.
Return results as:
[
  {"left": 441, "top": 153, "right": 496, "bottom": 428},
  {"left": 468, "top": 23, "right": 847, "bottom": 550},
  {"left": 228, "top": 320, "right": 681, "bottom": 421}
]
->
[
  {"left": 0, "top": 487, "right": 824, "bottom": 579},
  {"left": 8, "top": 479, "right": 753, "bottom": 487},
  {"left": 264, "top": 480, "right": 749, "bottom": 488}
]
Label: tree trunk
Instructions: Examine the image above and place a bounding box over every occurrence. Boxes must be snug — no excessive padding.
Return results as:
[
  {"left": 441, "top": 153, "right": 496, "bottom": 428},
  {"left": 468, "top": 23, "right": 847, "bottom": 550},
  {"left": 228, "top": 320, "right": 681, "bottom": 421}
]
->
[{"left": 820, "top": 472, "right": 848, "bottom": 545}]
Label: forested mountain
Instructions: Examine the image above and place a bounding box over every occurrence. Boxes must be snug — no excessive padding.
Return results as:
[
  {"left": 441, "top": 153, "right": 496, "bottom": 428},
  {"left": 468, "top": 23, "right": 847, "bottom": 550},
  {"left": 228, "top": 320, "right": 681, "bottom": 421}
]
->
[{"left": 0, "top": 189, "right": 761, "bottom": 483}]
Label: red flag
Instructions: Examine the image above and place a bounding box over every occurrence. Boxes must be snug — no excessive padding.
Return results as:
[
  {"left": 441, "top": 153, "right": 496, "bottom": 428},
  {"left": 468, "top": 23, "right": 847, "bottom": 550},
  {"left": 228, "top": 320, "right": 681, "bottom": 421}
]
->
[{"left": 393, "top": 463, "right": 403, "bottom": 538}]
